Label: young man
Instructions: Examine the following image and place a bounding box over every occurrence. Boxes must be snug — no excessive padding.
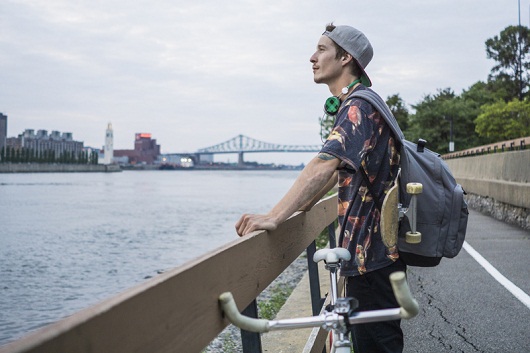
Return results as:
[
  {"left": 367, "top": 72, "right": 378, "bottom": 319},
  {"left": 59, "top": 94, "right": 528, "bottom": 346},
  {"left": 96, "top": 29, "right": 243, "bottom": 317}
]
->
[{"left": 236, "top": 24, "right": 405, "bottom": 353}]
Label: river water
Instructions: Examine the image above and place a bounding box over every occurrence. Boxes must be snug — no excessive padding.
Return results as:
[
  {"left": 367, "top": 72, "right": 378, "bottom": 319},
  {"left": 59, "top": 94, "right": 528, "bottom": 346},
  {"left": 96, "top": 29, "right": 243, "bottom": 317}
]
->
[{"left": 0, "top": 170, "right": 300, "bottom": 346}]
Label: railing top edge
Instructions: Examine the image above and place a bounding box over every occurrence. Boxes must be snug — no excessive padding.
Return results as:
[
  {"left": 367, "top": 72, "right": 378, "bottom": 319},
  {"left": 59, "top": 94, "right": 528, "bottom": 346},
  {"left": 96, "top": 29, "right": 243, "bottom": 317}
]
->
[{"left": 442, "top": 136, "right": 530, "bottom": 160}]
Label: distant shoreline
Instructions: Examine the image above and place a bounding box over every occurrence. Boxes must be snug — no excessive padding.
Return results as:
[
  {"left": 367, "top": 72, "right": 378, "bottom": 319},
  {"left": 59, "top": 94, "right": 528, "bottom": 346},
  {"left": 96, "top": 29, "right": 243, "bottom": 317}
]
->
[
  {"left": 0, "top": 163, "right": 303, "bottom": 173},
  {"left": 0, "top": 163, "right": 121, "bottom": 173}
]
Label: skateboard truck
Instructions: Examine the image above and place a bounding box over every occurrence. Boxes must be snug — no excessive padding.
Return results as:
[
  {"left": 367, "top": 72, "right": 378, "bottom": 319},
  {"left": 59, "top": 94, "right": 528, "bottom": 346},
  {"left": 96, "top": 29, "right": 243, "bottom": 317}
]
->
[
  {"left": 400, "top": 183, "right": 423, "bottom": 244},
  {"left": 380, "top": 172, "right": 424, "bottom": 248}
]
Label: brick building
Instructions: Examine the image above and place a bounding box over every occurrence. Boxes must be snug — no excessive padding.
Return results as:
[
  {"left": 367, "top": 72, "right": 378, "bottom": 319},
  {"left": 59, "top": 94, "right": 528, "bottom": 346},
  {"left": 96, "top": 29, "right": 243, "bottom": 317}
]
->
[{"left": 113, "top": 133, "right": 160, "bottom": 165}]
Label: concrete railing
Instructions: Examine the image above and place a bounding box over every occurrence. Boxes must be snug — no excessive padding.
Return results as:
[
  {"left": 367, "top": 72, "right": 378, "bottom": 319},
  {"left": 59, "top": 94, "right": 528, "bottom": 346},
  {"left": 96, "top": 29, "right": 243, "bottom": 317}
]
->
[
  {"left": 445, "top": 149, "right": 529, "bottom": 210},
  {"left": 444, "top": 137, "right": 529, "bottom": 229},
  {"left": 0, "top": 195, "right": 338, "bottom": 353},
  {"left": 442, "top": 136, "right": 529, "bottom": 160}
]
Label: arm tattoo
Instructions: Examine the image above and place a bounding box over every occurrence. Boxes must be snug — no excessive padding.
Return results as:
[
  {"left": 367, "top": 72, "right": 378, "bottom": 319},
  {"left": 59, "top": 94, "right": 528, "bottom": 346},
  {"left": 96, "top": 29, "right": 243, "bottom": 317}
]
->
[{"left": 317, "top": 152, "right": 337, "bottom": 161}]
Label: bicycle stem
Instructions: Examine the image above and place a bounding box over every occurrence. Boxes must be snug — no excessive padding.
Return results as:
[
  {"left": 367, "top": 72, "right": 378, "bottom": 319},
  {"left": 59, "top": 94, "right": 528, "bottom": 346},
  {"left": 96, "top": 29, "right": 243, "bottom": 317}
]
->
[{"left": 327, "top": 263, "right": 340, "bottom": 306}]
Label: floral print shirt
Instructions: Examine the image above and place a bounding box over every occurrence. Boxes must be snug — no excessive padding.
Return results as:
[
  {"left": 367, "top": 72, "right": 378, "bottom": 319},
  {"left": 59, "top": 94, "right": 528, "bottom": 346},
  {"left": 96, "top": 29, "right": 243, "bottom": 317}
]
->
[{"left": 320, "top": 85, "right": 400, "bottom": 276}]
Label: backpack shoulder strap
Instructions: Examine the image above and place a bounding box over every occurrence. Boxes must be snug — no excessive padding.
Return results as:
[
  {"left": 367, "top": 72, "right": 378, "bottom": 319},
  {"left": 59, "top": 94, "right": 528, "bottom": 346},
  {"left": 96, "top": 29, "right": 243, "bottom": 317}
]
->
[
  {"left": 349, "top": 88, "right": 405, "bottom": 142},
  {"left": 348, "top": 88, "right": 404, "bottom": 211}
]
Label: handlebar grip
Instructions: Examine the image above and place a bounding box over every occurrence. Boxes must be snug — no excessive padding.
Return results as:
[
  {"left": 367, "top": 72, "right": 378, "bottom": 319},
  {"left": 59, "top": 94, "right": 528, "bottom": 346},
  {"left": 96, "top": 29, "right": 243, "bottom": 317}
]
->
[
  {"left": 389, "top": 271, "right": 419, "bottom": 319},
  {"left": 219, "top": 292, "right": 270, "bottom": 332}
]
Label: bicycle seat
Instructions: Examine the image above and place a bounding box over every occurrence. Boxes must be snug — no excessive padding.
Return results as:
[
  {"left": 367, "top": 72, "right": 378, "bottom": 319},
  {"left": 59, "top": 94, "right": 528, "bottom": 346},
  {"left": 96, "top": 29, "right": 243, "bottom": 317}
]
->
[{"left": 313, "top": 248, "right": 351, "bottom": 264}]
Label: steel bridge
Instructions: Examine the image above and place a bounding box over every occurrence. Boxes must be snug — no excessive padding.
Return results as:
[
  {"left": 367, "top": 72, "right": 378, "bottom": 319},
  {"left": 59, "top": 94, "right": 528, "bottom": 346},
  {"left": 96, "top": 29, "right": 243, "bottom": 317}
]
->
[{"left": 167, "top": 134, "right": 322, "bottom": 166}]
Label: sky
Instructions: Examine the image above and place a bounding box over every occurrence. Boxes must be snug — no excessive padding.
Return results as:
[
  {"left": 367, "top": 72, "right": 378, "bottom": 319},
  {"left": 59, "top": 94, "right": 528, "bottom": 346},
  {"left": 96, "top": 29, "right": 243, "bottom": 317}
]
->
[{"left": 1, "top": 0, "right": 527, "bottom": 165}]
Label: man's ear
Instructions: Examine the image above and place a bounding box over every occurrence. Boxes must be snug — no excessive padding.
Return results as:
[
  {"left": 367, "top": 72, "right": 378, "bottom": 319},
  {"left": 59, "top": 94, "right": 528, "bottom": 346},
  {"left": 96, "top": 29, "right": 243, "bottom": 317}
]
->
[{"left": 341, "top": 54, "right": 353, "bottom": 66}]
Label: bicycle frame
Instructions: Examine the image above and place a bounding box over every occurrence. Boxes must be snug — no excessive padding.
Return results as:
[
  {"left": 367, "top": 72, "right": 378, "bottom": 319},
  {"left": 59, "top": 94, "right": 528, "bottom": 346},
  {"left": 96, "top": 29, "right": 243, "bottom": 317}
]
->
[{"left": 219, "top": 248, "right": 419, "bottom": 353}]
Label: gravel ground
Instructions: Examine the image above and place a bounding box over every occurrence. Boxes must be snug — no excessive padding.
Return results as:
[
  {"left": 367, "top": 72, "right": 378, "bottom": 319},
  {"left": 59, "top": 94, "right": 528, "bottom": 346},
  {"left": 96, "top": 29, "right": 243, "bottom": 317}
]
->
[{"left": 204, "top": 253, "right": 309, "bottom": 353}]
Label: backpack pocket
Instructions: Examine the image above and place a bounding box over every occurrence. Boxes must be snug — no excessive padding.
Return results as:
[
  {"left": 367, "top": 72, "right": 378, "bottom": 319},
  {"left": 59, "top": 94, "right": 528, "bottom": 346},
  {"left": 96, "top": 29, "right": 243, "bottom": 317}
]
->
[{"left": 443, "top": 184, "right": 469, "bottom": 258}]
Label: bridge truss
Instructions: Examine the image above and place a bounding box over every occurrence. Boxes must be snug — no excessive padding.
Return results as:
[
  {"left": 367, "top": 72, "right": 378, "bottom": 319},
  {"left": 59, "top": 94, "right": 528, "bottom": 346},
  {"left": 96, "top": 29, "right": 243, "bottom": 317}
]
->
[{"left": 197, "top": 134, "right": 322, "bottom": 154}]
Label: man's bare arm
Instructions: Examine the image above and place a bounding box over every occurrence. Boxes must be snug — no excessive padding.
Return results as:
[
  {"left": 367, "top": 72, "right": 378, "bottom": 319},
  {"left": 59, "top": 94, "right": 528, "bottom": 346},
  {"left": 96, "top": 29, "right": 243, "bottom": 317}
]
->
[
  {"left": 297, "top": 153, "right": 339, "bottom": 211},
  {"left": 298, "top": 169, "right": 338, "bottom": 212},
  {"left": 235, "top": 153, "right": 340, "bottom": 236}
]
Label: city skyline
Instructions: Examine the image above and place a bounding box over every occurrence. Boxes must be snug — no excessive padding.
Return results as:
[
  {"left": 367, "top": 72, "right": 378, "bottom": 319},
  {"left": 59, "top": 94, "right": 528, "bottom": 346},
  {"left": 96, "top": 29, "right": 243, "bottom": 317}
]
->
[
  {"left": 1, "top": 0, "right": 527, "bottom": 164},
  {"left": 1, "top": 115, "right": 312, "bottom": 157}
]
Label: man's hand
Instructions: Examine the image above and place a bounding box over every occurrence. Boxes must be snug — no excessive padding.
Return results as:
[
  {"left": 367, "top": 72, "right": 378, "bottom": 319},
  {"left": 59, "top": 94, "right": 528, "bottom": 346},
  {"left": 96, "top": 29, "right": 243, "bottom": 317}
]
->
[
  {"left": 235, "top": 154, "right": 340, "bottom": 237},
  {"left": 235, "top": 213, "right": 279, "bottom": 237}
]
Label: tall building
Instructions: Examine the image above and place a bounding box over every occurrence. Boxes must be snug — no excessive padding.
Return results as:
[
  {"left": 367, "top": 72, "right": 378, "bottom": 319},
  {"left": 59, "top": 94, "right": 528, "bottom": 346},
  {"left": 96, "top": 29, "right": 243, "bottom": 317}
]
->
[
  {"left": 103, "top": 123, "right": 114, "bottom": 164},
  {"left": 6, "top": 128, "right": 83, "bottom": 156},
  {"left": 0, "top": 113, "right": 7, "bottom": 151}
]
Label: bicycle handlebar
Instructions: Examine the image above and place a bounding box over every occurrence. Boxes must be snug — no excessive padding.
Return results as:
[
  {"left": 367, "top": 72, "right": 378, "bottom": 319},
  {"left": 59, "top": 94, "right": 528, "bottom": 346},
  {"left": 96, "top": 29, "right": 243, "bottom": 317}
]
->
[
  {"left": 219, "top": 271, "right": 418, "bottom": 333},
  {"left": 219, "top": 292, "right": 271, "bottom": 332},
  {"left": 389, "top": 271, "right": 419, "bottom": 319}
]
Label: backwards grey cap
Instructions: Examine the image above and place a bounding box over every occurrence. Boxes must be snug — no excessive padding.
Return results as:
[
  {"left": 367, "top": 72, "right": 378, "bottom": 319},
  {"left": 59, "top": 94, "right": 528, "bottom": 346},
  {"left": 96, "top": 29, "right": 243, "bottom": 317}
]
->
[{"left": 323, "top": 25, "right": 373, "bottom": 87}]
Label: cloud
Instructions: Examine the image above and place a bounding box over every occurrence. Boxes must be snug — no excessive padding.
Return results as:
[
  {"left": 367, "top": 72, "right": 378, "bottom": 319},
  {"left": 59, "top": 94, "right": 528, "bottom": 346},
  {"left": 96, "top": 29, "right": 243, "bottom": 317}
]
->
[{"left": 0, "top": 0, "right": 525, "bottom": 163}]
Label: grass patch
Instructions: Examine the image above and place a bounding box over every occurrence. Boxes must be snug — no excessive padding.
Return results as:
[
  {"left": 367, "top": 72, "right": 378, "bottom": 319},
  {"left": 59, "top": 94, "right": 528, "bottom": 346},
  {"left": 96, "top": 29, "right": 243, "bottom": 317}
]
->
[
  {"left": 316, "top": 219, "right": 339, "bottom": 250},
  {"left": 258, "top": 284, "right": 294, "bottom": 320}
]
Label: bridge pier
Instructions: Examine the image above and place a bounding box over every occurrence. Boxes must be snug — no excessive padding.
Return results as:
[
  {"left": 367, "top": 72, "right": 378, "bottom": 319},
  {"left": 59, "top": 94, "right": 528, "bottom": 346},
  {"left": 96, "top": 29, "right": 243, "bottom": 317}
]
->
[{"left": 238, "top": 152, "right": 245, "bottom": 167}]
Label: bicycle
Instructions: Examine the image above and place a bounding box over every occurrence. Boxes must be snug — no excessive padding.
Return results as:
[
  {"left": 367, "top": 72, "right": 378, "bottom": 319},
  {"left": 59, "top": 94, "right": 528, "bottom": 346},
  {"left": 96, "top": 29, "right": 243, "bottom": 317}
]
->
[{"left": 219, "top": 181, "right": 422, "bottom": 352}]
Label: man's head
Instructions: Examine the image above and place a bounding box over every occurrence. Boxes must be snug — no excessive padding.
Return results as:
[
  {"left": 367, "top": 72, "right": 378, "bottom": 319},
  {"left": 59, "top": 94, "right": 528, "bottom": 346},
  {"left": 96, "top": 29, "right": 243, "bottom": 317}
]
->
[{"left": 321, "top": 24, "right": 373, "bottom": 87}]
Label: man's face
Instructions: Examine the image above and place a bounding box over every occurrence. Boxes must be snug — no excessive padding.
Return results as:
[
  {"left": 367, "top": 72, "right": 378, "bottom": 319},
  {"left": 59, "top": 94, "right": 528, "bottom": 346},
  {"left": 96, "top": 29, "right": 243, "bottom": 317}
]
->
[{"left": 310, "top": 35, "right": 342, "bottom": 85}]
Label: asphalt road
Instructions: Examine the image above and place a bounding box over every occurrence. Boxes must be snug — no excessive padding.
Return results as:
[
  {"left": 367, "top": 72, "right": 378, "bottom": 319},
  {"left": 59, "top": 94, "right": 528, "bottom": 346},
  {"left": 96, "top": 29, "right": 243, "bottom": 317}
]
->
[{"left": 402, "top": 209, "right": 530, "bottom": 353}]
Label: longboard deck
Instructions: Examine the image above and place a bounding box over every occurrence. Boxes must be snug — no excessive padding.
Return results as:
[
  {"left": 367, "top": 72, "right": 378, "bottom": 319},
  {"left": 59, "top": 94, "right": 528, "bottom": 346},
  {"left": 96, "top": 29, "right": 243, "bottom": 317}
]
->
[{"left": 381, "top": 181, "right": 398, "bottom": 248}]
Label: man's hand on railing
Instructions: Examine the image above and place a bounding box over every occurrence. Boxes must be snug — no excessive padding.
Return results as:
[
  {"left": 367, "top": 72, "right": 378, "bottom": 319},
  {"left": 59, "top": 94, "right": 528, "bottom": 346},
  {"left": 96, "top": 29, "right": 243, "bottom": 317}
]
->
[
  {"left": 235, "top": 213, "right": 279, "bottom": 237},
  {"left": 236, "top": 157, "right": 339, "bottom": 237}
]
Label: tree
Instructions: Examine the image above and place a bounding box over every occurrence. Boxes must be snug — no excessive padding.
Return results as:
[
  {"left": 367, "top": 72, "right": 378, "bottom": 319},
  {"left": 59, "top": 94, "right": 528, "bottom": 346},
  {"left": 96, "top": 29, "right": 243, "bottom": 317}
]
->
[
  {"left": 90, "top": 151, "right": 99, "bottom": 165},
  {"left": 459, "top": 81, "right": 503, "bottom": 145},
  {"left": 319, "top": 113, "right": 333, "bottom": 142},
  {"left": 408, "top": 88, "right": 481, "bottom": 153},
  {"left": 485, "top": 25, "right": 530, "bottom": 100},
  {"left": 461, "top": 81, "right": 503, "bottom": 107},
  {"left": 475, "top": 99, "right": 530, "bottom": 140},
  {"left": 386, "top": 94, "right": 409, "bottom": 131}
]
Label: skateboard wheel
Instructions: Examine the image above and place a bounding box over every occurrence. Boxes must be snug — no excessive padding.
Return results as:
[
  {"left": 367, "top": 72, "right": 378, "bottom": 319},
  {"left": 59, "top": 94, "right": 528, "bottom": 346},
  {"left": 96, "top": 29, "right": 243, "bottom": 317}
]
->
[
  {"left": 406, "top": 231, "right": 422, "bottom": 244},
  {"left": 406, "top": 183, "right": 423, "bottom": 194}
]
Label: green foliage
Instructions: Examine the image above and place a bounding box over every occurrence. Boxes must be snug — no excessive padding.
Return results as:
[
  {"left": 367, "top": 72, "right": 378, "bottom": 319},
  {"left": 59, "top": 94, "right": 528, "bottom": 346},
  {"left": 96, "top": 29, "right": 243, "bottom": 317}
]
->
[
  {"left": 485, "top": 25, "right": 530, "bottom": 100},
  {"left": 0, "top": 146, "right": 95, "bottom": 164},
  {"left": 319, "top": 114, "right": 334, "bottom": 142},
  {"left": 408, "top": 88, "right": 488, "bottom": 153},
  {"left": 475, "top": 99, "right": 530, "bottom": 140},
  {"left": 258, "top": 284, "right": 293, "bottom": 320},
  {"left": 316, "top": 229, "right": 330, "bottom": 250},
  {"left": 386, "top": 94, "right": 409, "bottom": 131},
  {"left": 461, "top": 81, "right": 504, "bottom": 107},
  {"left": 90, "top": 151, "right": 99, "bottom": 164}
]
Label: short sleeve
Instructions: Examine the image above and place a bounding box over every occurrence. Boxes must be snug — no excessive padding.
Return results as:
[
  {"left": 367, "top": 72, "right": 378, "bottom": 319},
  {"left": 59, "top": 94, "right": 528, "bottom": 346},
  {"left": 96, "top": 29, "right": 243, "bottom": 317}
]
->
[{"left": 320, "top": 99, "right": 375, "bottom": 171}]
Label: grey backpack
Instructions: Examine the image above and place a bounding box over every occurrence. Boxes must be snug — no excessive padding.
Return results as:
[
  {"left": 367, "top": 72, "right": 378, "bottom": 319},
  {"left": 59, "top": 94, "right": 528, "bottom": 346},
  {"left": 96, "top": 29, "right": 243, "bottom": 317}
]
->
[{"left": 351, "top": 89, "right": 469, "bottom": 267}]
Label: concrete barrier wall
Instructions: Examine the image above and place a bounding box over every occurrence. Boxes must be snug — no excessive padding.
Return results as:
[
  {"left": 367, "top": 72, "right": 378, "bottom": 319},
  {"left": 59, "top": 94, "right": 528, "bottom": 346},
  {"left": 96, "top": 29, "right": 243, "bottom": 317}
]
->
[{"left": 445, "top": 150, "right": 529, "bottom": 210}]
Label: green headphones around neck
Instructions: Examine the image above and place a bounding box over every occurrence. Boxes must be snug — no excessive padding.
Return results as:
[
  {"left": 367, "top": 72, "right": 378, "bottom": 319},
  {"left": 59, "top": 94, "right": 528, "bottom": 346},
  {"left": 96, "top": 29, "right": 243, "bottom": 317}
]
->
[{"left": 323, "top": 78, "right": 362, "bottom": 116}]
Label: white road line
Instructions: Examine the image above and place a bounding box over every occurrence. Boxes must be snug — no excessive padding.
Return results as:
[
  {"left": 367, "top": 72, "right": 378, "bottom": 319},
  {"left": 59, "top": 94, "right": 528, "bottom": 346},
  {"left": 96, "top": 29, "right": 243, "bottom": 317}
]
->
[{"left": 463, "top": 241, "right": 530, "bottom": 310}]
